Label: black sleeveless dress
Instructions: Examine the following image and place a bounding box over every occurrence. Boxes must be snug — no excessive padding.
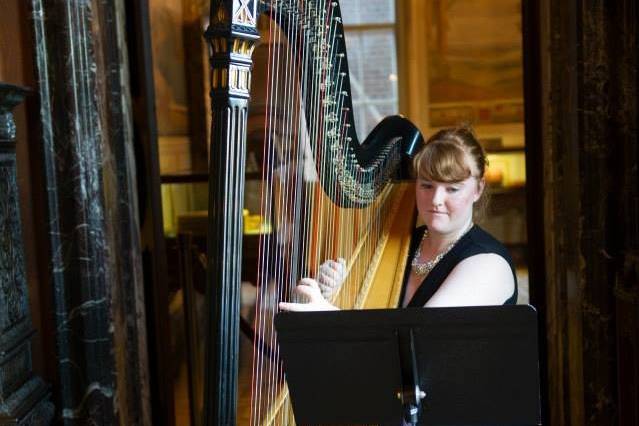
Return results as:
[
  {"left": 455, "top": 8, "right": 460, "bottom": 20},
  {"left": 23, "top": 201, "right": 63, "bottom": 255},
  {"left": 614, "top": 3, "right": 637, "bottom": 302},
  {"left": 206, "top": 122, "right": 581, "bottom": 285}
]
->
[{"left": 399, "top": 225, "right": 518, "bottom": 307}]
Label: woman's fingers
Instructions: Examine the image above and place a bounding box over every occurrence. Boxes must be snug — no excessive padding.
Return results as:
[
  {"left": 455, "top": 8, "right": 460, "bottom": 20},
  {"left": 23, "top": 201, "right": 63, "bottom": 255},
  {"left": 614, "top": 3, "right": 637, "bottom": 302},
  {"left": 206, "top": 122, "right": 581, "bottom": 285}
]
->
[
  {"left": 295, "top": 283, "right": 318, "bottom": 299},
  {"left": 279, "top": 261, "right": 349, "bottom": 312},
  {"left": 319, "top": 265, "right": 340, "bottom": 280},
  {"left": 320, "top": 258, "right": 346, "bottom": 274},
  {"left": 318, "top": 258, "right": 347, "bottom": 299},
  {"left": 319, "top": 259, "right": 347, "bottom": 281},
  {"left": 278, "top": 285, "right": 339, "bottom": 312},
  {"left": 319, "top": 272, "right": 337, "bottom": 287},
  {"left": 278, "top": 301, "right": 319, "bottom": 312},
  {"left": 294, "top": 278, "right": 322, "bottom": 300},
  {"left": 299, "top": 277, "right": 320, "bottom": 290}
]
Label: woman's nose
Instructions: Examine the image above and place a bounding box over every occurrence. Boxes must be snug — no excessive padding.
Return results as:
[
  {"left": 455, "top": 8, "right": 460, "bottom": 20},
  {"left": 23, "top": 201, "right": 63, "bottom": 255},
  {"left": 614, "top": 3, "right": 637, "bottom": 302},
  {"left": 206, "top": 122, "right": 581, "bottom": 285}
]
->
[{"left": 431, "top": 186, "right": 446, "bottom": 206}]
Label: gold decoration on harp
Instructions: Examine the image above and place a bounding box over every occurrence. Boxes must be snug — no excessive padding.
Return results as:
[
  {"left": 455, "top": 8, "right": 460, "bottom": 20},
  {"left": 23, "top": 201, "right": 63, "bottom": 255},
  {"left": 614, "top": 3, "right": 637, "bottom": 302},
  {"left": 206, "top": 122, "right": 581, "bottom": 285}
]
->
[
  {"left": 229, "top": 64, "right": 251, "bottom": 93},
  {"left": 233, "top": 0, "right": 256, "bottom": 26},
  {"left": 232, "top": 39, "right": 256, "bottom": 56}
]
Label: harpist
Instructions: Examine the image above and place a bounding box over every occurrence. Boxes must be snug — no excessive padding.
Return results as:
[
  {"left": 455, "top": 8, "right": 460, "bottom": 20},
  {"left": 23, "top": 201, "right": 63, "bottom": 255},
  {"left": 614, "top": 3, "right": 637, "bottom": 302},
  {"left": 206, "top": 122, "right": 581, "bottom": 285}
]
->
[{"left": 280, "top": 126, "right": 518, "bottom": 312}]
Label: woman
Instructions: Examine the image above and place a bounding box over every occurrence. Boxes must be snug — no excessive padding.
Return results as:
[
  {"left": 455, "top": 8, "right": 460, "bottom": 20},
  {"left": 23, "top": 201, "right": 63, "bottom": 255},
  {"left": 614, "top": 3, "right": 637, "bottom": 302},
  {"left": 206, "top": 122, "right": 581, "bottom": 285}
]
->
[{"left": 279, "top": 126, "right": 517, "bottom": 311}]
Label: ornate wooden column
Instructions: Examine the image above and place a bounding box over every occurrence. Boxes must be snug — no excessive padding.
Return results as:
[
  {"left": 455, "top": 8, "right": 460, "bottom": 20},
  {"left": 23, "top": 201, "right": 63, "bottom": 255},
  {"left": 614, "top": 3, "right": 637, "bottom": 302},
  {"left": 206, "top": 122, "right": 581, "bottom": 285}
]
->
[
  {"left": 29, "top": 0, "right": 150, "bottom": 424},
  {"left": 0, "top": 82, "right": 54, "bottom": 425},
  {"left": 203, "top": 1, "right": 259, "bottom": 425}
]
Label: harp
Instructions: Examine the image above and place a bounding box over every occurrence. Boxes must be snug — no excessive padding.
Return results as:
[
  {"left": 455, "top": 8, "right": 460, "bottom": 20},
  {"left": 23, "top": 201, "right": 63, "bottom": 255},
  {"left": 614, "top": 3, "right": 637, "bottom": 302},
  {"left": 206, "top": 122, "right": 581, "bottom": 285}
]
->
[{"left": 203, "top": 1, "right": 423, "bottom": 424}]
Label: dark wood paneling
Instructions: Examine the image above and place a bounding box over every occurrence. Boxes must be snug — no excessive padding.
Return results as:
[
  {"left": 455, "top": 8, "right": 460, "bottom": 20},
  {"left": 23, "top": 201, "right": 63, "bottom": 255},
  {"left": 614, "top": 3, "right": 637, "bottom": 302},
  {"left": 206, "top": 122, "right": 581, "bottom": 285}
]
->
[
  {"left": 608, "top": 1, "right": 639, "bottom": 424},
  {"left": 530, "top": 1, "right": 639, "bottom": 425},
  {"left": 521, "top": 1, "right": 548, "bottom": 422}
]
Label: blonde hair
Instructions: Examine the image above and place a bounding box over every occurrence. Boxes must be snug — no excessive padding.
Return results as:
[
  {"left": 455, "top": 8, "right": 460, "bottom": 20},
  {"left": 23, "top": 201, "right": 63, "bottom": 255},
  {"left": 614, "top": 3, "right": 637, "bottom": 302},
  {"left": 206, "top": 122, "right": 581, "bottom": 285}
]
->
[{"left": 413, "top": 125, "right": 490, "bottom": 221}]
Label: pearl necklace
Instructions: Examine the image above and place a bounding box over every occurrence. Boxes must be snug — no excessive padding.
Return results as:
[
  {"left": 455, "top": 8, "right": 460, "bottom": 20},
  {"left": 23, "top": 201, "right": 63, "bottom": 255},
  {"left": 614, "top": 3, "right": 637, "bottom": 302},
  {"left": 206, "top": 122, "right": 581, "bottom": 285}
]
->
[{"left": 411, "top": 223, "right": 474, "bottom": 277}]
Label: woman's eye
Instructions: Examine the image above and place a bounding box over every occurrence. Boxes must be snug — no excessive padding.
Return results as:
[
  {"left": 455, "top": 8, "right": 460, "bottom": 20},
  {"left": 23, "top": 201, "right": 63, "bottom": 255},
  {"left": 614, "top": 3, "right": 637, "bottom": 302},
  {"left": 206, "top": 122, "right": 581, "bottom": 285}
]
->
[
  {"left": 420, "top": 183, "right": 433, "bottom": 189},
  {"left": 446, "top": 186, "right": 460, "bottom": 193}
]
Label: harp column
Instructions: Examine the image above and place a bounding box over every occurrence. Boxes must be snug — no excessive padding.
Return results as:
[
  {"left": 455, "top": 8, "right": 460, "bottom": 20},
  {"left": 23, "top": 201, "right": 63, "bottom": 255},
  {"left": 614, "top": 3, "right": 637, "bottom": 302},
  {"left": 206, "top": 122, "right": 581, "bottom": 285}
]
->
[
  {"left": 0, "top": 83, "right": 54, "bottom": 425},
  {"left": 203, "top": 1, "right": 259, "bottom": 425}
]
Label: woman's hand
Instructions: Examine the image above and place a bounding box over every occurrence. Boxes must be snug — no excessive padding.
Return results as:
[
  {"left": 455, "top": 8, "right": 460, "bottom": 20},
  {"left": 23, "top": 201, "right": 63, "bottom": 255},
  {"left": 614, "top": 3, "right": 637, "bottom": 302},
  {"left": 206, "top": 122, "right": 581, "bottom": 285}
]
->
[
  {"left": 317, "top": 257, "right": 347, "bottom": 300},
  {"left": 278, "top": 278, "right": 339, "bottom": 312}
]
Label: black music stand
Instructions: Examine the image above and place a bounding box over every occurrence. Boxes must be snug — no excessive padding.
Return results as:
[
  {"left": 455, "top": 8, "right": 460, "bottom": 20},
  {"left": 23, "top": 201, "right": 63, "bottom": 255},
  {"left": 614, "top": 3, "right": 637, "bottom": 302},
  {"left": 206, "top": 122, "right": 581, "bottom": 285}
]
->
[{"left": 275, "top": 305, "right": 541, "bottom": 425}]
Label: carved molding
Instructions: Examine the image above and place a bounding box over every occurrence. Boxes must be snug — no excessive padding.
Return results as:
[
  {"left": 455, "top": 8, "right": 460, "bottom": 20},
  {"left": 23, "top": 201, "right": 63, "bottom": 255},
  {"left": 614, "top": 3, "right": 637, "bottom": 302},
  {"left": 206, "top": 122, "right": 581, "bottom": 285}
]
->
[
  {"left": 0, "top": 112, "right": 16, "bottom": 141},
  {"left": 0, "top": 341, "right": 31, "bottom": 399},
  {"left": 0, "top": 82, "right": 52, "bottom": 425},
  {"left": 0, "top": 83, "right": 26, "bottom": 142},
  {"left": 0, "top": 161, "right": 28, "bottom": 331}
]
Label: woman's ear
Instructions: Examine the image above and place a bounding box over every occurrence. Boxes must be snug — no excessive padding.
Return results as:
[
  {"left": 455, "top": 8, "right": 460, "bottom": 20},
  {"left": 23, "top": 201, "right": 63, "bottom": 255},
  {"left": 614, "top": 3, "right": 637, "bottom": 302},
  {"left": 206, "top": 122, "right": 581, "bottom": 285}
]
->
[{"left": 474, "top": 178, "right": 485, "bottom": 202}]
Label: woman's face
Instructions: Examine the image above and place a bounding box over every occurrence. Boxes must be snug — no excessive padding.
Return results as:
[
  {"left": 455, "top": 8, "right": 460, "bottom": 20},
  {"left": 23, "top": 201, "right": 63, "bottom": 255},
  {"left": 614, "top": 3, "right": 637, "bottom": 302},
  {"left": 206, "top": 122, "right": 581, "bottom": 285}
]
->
[{"left": 415, "top": 174, "right": 484, "bottom": 237}]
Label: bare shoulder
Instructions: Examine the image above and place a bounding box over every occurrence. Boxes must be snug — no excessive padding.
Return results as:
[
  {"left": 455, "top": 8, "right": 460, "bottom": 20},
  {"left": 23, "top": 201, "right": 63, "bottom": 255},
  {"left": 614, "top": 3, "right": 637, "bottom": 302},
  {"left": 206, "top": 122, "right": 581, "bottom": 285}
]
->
[
  {"left": 425, "top": 253, "right": 515, "bottom": 307},
  {"left": 454, "top": 253, "right": 513, "bottom": 274},
  {"left": 449, "top": 253, "right": 515, "bottom": 287}
]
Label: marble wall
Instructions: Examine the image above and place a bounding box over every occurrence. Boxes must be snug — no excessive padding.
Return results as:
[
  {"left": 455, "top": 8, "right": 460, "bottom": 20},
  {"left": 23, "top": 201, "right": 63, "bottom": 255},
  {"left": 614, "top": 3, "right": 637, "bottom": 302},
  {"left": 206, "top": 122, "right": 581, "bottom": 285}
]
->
[{"left": 29, "top": 0, "right": 151, "bottom": 424}]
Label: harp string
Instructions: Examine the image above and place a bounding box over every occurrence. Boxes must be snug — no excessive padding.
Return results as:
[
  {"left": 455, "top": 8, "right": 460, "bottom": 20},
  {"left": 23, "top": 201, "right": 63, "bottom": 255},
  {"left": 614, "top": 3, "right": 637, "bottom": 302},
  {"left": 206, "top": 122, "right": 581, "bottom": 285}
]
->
[
  {"left": 272, "top": 0, "right": 289, "bottom": 416},
  {"left": 270, "top": 3, "right": 287, "bottom": 418},
  {"left": 273, "top": 0, "right": 305, "bottom": 418},
  {"left": 308, "top": 0, "right": 327, "bottom": 286},
  {"left": 252, "top": 0, "right": 279, "bottom": 421},
  {"left": 320, "top": 0, "right": 336, "bottom": 275},
  {"left": 326, "top": 1, "right": 355, "bottom": 308},
  {"left": 327, "top": 0, "right": 344, "bottom": 284},
  {"left": 317, "top": 0, "right": 341, "bottom": 290},
  {"left": 250, "top": 1, "right": 396, "bottom": 423},
  {"left": 252, "top": 1, "right": 304, "bottom": 424},
  {"left": 298, "top": 0, "right": 316, "bottom": 305}
]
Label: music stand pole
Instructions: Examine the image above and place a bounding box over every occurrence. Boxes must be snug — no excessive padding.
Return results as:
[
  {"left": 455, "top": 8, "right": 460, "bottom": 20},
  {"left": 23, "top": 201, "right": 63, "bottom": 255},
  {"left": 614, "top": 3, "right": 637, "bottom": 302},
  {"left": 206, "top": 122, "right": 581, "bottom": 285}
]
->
[{"left": 398, "top": 329, "right": 427, "bottom": 425}]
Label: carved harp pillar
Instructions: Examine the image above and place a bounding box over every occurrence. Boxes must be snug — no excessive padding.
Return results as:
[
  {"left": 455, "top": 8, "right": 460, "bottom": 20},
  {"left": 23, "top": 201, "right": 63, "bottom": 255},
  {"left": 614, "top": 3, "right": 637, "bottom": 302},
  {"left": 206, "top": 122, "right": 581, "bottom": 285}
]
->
[
  {"left": 0, "top": 82, "right": 54, "bottom": 425},
  {"left": 204, "top": 1, "right": 259, "bottom": 425}
]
